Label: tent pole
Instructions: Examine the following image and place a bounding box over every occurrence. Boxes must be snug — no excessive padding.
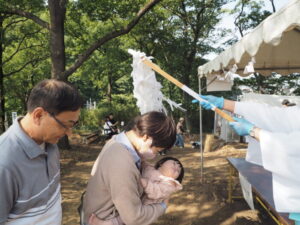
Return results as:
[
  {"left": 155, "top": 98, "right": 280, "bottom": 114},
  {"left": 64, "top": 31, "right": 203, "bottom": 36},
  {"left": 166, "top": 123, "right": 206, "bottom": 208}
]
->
[{"left": 199, "top": 76, "right": 204, "bottom": 183}]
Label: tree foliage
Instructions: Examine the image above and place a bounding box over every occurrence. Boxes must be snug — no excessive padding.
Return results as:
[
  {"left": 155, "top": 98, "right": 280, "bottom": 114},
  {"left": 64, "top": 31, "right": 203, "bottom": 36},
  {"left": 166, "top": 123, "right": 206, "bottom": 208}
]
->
[
  {"left": 233, "top": 73, "right": 300, "bottom": 96},
  {"left": 0, "top": 0, "right": 290, "bottom": 136},
  {"left": 230, "top": 0, "right": 272, "bottom": 37}
]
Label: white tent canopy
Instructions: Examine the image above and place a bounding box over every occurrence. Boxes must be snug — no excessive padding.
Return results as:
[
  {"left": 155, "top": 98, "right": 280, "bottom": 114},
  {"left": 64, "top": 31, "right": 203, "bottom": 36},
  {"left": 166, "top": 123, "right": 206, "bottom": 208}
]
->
[{"left": 198, "top": 0, "right": 300, "bottom": 79}]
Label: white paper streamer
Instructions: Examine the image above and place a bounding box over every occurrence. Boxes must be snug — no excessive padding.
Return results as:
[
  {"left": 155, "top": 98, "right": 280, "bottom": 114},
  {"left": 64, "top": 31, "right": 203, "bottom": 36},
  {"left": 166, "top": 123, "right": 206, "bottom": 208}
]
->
[
  {"left": 225, "top": 64, "right": 238, "bottom": 81},
  {"left": 162, "top": 96, "right": 186, "bottom": 112},
  {"left": 243, "top": 57, "right": 256, "bottom": 74},
  {"left": 128, "top": 49, "right": 165, "bottom": 114},
  {"left": 128, "top": 49, "right": 186, "bottom": 114}
]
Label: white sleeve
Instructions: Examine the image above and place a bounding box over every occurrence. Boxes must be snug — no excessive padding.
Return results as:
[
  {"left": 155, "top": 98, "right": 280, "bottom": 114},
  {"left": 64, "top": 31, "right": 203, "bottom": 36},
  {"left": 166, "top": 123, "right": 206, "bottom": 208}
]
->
[
  {"left": 234, "top": 102, "right": 300, "bottom": 132},
  {"left": 260, "top": 130, "right": 300, "bottom": 179},
  {"left": 259, "top": 130, "right": 300, "bottom": 212},
  {"left": 235, "top": 102, "right": 300, "bottom": 166}
]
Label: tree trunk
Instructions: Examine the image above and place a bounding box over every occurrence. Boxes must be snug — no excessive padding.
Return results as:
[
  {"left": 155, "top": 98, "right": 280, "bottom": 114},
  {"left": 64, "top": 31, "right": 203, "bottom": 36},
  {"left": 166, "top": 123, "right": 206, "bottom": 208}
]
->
[
  {"left": 0, "top": 16, "right": 5, "bottom": 133},
  {"left": 48, "top": 0, "right": 66, "bottom": 80},
  {"left": 1, "top": 0, "right": 162, "bottom": 144},
  {"left": 269, "top": 0, "right": 276, "bottom": 12},
  {"left": 48, "top": 0, "right": 70, "bottom": 149},
  {"left": 108, "top": 73, "right": 112, "bottom": 103},
  {"left": 182, "top": 47, "right": 198, "bottom": 132}
]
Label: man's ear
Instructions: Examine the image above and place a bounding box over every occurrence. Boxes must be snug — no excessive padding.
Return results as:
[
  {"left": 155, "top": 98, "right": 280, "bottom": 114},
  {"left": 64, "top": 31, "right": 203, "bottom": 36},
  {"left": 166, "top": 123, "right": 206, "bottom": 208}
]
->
[{"left": 31, "top": 107, "right": 46, "bottom": 125}]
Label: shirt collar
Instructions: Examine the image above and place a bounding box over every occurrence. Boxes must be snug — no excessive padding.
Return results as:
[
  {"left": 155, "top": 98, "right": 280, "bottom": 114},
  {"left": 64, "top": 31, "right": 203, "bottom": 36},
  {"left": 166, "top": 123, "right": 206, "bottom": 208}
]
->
[
  {"left": 13, "top": 117, "right": 51, "bottom": 159},
  {"left": 114, "top": 131, "right": 141, "bottom": 165}
]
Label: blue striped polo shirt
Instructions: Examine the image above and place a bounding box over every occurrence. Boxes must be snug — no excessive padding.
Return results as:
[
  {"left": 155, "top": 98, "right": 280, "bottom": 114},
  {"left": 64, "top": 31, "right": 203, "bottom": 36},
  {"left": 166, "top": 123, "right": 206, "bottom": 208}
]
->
[{"left": 0, "top": 118, "right": 61, "bottom": 225}]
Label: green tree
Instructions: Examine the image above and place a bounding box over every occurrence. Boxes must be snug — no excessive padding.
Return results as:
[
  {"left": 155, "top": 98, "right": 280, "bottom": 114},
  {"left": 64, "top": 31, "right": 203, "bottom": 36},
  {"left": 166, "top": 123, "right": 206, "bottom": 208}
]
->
[
  {"left": 230, "top": 0, "right": 272, "bottom": 37},
  {"left": 0, "top": 14, "right": 48, "bottom": 133},
  {"left": 125, "top": 0, "right": 230, "bottom": 131},
  {"left": 1, "top": 0, "right": 162, "bottom": 79},
  {"left": 1, "top": 0, "right": 162, "bottom": 147},
  {"left": 233, "top": 73, "right": 300, "bottom": 96}
]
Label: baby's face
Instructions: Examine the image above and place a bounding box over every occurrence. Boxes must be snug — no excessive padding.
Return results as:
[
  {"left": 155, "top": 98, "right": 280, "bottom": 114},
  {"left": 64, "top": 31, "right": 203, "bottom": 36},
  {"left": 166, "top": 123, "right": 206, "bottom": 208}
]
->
[{"left": 159, "top": 160, "right": 181, "bottom": 180}]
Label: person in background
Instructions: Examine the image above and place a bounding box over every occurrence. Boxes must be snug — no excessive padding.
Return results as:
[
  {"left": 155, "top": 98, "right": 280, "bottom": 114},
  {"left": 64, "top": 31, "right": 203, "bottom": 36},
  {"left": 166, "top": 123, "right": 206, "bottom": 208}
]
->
[
  {"left": 108, "top": 113, "right": 119, "bottom": 133},
  {"left": 103, "top": 116, "right": 117, "bottom": 140},
  {"left": 0, "top": 79, "right": 83, "bottom": 225},
  {"left": 83, "top": 111, "right": 176, "bottom": 225},
  {"left": 193, "top": 95, "right": 300, "bottom": 225},
  {"left": 174, "top": 117, "right": 185, "bottom": 148}
]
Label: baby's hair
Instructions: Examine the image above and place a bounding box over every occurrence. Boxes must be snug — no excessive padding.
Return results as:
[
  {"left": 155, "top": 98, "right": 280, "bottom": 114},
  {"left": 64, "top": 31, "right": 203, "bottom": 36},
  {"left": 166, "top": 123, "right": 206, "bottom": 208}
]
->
[{"left": 154, "top": 156, "right": 184, "bottom": 183}]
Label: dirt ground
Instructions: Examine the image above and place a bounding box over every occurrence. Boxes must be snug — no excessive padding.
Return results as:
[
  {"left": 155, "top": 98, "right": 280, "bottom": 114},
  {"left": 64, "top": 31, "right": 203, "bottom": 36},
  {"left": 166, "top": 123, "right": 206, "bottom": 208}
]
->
[{"left": 61, "top": 135, "right": 276, "bottom": 225}]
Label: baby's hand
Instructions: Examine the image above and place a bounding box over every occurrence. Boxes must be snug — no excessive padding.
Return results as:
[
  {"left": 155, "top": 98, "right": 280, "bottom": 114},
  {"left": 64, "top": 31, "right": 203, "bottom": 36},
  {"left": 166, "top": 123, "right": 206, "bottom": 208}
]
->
[{"left": 140, "top": 178, "right": 148, "bottom": 188}]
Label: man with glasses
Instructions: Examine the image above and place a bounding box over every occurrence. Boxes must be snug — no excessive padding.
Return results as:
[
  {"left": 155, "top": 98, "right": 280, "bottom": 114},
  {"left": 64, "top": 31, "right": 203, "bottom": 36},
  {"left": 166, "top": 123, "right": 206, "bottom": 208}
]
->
[{"left": 0, "top": 79, "right": 83, "bottom": 225}]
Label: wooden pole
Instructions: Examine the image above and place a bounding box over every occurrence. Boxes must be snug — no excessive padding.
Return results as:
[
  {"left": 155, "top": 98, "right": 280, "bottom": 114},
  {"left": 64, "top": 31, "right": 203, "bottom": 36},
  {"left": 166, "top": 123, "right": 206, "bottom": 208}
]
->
[{"left": 142, "top": 58, "right": 235, "bottom": 122}]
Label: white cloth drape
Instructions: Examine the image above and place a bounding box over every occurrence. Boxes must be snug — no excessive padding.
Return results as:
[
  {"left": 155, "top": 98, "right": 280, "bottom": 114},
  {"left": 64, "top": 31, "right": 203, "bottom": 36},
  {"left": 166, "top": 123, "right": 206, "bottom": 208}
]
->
[
  {"left": 234, "top": 102, "right": 300, "bottom": 212},
  {"left": 260, "top": 130, "right": 300, "bottom": 212},
  {"left": 235, "top": 102, "right": 300, "bottom": 165}
]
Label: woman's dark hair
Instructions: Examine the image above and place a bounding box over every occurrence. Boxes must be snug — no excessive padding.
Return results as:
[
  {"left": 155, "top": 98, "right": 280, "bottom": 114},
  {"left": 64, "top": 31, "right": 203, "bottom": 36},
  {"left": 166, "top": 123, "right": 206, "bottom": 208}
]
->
[
  {"left": 125, "top": 111, "right": 176, "bottom": 149},
  {"left": 154, "top": 156, "right": 184, "bottom": 183},
  {"left": 27, "top": 79, "right": 83, "bottom": 115}
]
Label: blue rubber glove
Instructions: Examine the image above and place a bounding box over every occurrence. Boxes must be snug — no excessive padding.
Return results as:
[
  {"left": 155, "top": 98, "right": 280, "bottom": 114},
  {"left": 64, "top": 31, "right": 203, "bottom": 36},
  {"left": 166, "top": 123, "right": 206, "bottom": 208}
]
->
[
  {"left": 229, "top": 117, "right": 254, "bottom": 136},
  {"left": 289, "top": 213, "right": 300, "bottom": 225},
  {"left": 192, "top": 95, "right": 224, "bottom": 110}
]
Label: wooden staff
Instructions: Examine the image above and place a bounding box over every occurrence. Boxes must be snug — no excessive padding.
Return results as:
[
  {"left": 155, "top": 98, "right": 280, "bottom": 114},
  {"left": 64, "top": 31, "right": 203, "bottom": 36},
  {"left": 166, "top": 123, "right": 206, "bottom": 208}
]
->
[{"left": 142, "top": 57, "right": 235, "bottom": 122}]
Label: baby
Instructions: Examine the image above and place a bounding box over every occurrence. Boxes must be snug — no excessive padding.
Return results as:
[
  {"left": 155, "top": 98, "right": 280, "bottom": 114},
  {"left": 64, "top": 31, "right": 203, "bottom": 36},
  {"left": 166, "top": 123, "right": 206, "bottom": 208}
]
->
[
  {"left": 88, "top": 157, "right": 184, "bottom": 225},
  {"left": 141, "top": 156, "right": 184, "bottom": 205}
]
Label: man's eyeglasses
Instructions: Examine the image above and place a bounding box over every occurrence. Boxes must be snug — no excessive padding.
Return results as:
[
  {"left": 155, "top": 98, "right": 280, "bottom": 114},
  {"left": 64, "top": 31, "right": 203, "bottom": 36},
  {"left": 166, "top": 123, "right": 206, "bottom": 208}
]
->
[{"left": 49, "top": 113, "right": 78, "bottom": 130}]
